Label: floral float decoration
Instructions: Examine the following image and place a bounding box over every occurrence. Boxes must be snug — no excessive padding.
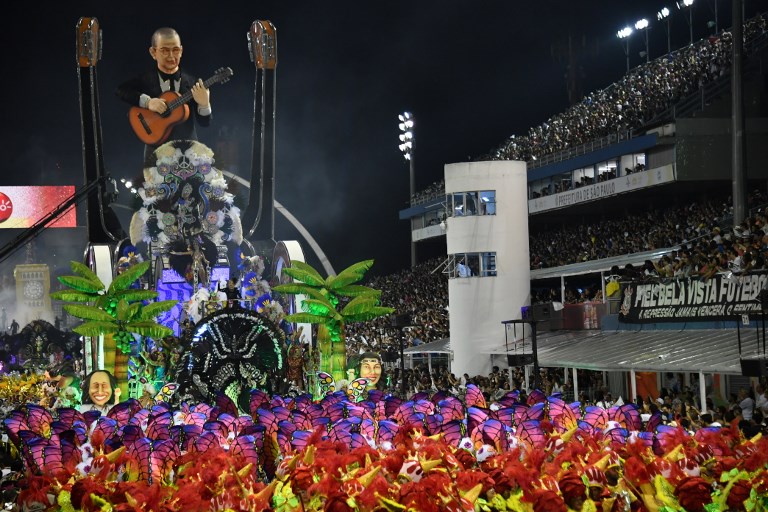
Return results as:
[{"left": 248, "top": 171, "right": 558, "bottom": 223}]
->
[
  {"left": 2, "top": 385, "right": 767, "bottom": 511},
  {"left": 129, "top": 140, "right": 242, "bottom": 248}
]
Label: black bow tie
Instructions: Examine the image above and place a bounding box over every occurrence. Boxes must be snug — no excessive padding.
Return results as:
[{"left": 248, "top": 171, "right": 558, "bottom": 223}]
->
[
  {"left": 159, "top": 70, "right": 180, "bottom": 92},
  {"left": 158, "top": 70, "right": 180, "bottom": 82}
]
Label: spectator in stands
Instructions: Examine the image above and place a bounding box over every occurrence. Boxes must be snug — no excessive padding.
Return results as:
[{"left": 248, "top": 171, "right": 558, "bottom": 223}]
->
[
  {"left": 457, "top": 258, "right": 471, "bottom": 277},
  {"left": 738, "top": 387, "right": 756, "bottom": 421},
  {"left": 755, "top": 383, "right": 768, "bottom": 415},
  {"left": 487, "top": 15, "right": 766, "bottom": 163}
]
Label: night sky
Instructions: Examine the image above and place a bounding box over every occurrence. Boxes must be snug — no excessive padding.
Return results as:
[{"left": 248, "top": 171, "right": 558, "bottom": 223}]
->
[{"left": 0, "top": 1, "right": 733, "bottom": 278}]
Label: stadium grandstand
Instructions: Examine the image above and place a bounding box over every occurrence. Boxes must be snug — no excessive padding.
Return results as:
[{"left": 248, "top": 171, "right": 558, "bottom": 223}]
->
[{"left": 392, "top": 10, "right": 768, "bottom": 406}]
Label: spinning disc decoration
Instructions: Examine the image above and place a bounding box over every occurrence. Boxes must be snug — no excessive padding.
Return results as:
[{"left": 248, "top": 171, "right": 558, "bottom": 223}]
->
[{"left": 173, "top": 308, "right": 284, "bottom": 412}]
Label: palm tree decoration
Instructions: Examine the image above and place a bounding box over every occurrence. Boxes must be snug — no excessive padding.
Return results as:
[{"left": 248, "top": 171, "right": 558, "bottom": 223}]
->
[
  {"left": 51, "top": 261, "right": 176, "bottom": 353},
  {"left": 272, "top": 259, "right": 394, "bottom": 383}
]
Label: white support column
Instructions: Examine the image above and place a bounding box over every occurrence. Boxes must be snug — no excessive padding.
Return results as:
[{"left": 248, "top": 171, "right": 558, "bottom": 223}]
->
[
  {"left": 600, "top": 271, "right": 606, "bottom": 303},
  {"left": 98, "top": 335, "right": 104, "bottom": 371},
  {"left": 524, "top": 365, "right": 531, "bottom": 391},
  {"left": 83, "top": 336, "right": 93, "bottom": 374},
  {"left": 630, "top": 369, "right": 637, "bottom": 403},
  {"left": 699, "top": 372, "right": 707, "bottom": 414},
  {"left": 564, "top": 367, "right": 569, "bottom": 385},
  {"left": 572, "top": 367, "right": 579, "bottom": 400},
  {"left": 561, "top": 276, "right": 566, "bottom": 304}
]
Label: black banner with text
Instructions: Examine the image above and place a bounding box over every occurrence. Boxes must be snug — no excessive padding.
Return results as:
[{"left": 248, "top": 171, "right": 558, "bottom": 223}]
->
[{"left": 618, "top": 272, "right": 768, "bottom": 323}]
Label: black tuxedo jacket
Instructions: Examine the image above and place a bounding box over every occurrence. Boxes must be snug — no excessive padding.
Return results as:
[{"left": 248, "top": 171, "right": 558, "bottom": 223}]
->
[{"left": 116, "top": 68, "right": 211, "bottom": 148}]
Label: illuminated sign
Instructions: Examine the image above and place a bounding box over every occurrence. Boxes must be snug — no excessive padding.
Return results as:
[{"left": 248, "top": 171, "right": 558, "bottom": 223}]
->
[{"left": 0, "top": 186, "right": 77, "bottom": 228}]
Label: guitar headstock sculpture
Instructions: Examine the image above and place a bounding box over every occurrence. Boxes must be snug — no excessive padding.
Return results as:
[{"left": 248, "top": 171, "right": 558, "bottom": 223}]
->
[
  {"left": 248, "top": 20, "right": 277, "bottom": 70},
  {"left": 76, "top": 17, "right": 101, "bottom": 68}
]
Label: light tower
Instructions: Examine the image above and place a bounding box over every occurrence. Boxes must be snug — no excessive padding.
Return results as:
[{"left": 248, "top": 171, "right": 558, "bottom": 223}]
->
[
  {"left": 657, "top": 7, "right": 671, "bottom": 54},
  {"left": 677, "top": 0, "right": 695, "bottom": 45},
  {"left": 617, "top": 26, "right": 633, "bottom": 73},
  {"left": 398, "top": 111, "right": 416, "bottom": 268},
  {"left": 635, "top": 18, "right": 650, "bottom": 63}
]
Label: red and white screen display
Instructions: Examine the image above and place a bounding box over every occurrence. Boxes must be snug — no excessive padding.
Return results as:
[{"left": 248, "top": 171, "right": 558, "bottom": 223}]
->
[{"left": 0, "top": 186, "right": 77, "bottom": 228}]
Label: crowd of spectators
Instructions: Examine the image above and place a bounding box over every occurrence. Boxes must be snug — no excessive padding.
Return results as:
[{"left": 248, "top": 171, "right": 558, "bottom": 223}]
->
[
  {"left": 345, "top": 258, "right": 450, "bottom": 364},
  {"left": 409, "top": 179, "right": 445, "bottom": 206},
  {"left": 376, "top": 363, "right": 768, "bottom": 435},
  {"left": 485, "top": 13, "right": 767, "bottom": 163},
  {"left": 530, "top": 189, "right": 768, "bottom": 272}
]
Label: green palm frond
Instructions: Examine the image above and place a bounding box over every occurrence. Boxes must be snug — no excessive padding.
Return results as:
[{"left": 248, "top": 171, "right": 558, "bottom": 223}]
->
[
  {"left": 108, "top": 261, "right": 151, "bottom": 294},
  {"left": 125, "top": 321, "right": 173, "bottom": 338},
  {"left": 118, "top": 301, "right": 142, "bottom": 322},
  {"left": 116, "top": 299, "right": 131, "bottom": 320},
  {"left": 288, "top": 260, "right": 326, "bottom": 283},
  {"left": 63, "top": 304, "right": 116, "bottom": 322},
  {"left": 139, "top": 300, "right": 178, "bottom": 320},
  {"left": 343, "top": 306, "right": 395, "bottom": 323},
  {"left": 284, "top": 312, "right": 332, "bottom": 325},
  {"left": 297, "top": 292, "right": 336, "bottom": 311},
  {"left": 333, "top": 285, "right": 382, "bottom": 298},
  {"left": 340, "top": 295, "right": 381, "bottom": 315},
  {"left": 272, "top": 283, "right": 327, "bottom": 302},
  {"left": 328, "top": 260, "right": 374, "bottom": 289},
  {"left": 69, "top": 261, "right": 103, "bottom": 285},
  {"left": 58, "top": 276, "right": 104, "bottom": 294},
  {"left": 301, "top": 299, "right": 339, "bottom": 319},
  {"left": 111, "top": 289, "right": 159, "bottom": 303},
  {"left": 73, "top": 321, "right": 119, "bottom": 337},
  {"left": 281, "top": 266, "right": 326, "bottom": 287},
  {"left": 50, "top": 290, "right": 100, "bottom": 303}
]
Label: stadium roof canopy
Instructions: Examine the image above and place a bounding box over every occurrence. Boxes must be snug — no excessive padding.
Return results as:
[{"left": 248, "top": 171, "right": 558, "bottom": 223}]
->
[
  {"left": 407, "top": 330, "right": 757, "bottom": 375},
  {"left": 486, "top": 329, "right": 752, "bottom": 375},
  {"left": 403, "top": 338, "right": 451, "bottom": 354}
]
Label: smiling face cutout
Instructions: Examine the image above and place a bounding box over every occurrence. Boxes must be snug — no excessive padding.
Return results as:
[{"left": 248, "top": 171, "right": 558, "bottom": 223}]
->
[
  {"left": 359, "top": 357, "right": 382, "bottom": 386},
  {"left": 88, "top": 371, "right": 113, "bottom": 407}
]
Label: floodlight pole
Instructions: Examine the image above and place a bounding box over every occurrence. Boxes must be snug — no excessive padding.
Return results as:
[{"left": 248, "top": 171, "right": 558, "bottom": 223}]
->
[
  {"left": 617, "top": 27, "right": 633, "bottom": 73},
  {"left": 689, "top": 9, "right": 693, "bottom": 44},
  {"left": 624, "top": 39, "right": 630, "bottom": 73},
  {"left": 635, "top": 19, "right": 650, "bottom": 64},
  {"left": 408, "top": 146, "right": 416, "bottom": 268},
  {"left": 643, "top": 28, "right": 649, "bottom": 63},
  {"left": 398, "top": 112, "right": 417, "bottom": 268}
]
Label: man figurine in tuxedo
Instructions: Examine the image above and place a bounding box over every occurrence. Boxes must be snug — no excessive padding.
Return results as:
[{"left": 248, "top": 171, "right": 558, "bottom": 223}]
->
[{"left": 116, "top": 27, "right": 212, "bottom": 162}]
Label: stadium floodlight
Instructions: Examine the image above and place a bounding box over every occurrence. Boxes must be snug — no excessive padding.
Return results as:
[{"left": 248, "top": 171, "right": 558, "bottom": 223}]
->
[
  {"left": 398, "top": 111, "right": 417, "bottom": 267},
  {"left": 676, "top": 0, "right": 695, "bottom": 44},
  {"left": 657, "top": 7, "right": 671, "bottom": 53},
  {"left": 634, "top": 18, "right": 650, "bottom": 63},
  {"left": 617, "top": 27, "right": 633, "bottom": 72},
  {"left": 397, "top": 112, "right": 414, "bottom": 163}
]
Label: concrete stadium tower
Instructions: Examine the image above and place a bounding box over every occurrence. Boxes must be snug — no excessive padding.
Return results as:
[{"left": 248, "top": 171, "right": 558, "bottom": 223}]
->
[{"left": 445, "top": 160, "right": 530, "bottom": 378}]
